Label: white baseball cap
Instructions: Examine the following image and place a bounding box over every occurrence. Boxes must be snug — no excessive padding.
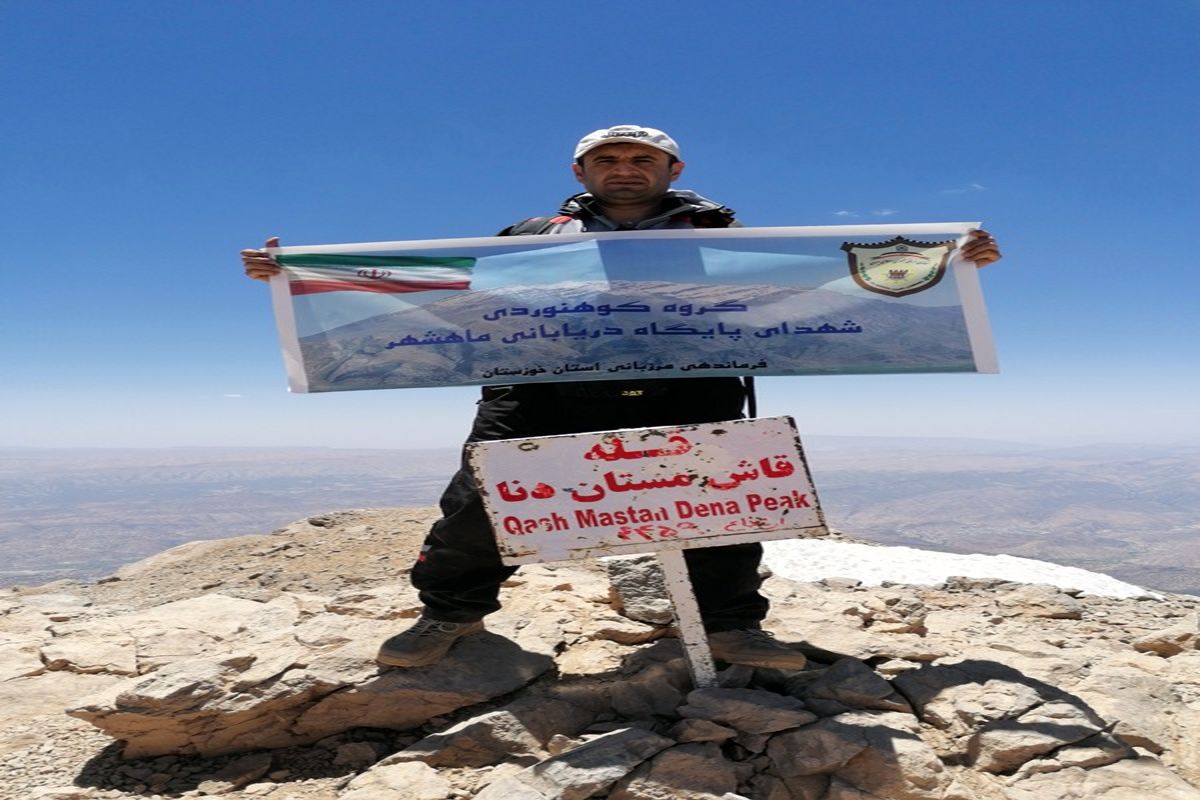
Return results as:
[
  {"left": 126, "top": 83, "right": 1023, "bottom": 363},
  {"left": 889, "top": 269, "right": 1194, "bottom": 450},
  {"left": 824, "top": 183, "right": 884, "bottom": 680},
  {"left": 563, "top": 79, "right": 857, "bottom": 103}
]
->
[{"left": 574, "top": 124, "right": 681, "bottom": 160}]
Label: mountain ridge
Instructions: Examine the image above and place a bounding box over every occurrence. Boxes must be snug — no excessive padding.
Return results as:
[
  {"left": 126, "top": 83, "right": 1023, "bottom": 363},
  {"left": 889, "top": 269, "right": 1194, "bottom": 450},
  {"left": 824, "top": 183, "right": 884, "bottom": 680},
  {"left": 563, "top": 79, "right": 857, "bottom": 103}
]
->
[{"left": 2, "top": 507, "right": 1198, "bottom": 799}]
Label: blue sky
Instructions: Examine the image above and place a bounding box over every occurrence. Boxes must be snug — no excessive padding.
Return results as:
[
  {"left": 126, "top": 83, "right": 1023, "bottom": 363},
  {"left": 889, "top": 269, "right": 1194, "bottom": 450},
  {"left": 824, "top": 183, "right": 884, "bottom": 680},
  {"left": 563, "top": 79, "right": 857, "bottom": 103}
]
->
[{"left": 3, "top": 1, "right": 1197, "bottom": 448}]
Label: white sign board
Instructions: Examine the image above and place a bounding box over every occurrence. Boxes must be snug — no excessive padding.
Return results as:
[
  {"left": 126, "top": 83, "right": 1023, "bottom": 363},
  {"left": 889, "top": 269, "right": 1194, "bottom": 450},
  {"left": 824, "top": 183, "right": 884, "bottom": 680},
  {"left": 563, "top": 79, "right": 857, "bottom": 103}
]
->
[{"left": 467, "top": 416, "right": 827, "bottom": 565}]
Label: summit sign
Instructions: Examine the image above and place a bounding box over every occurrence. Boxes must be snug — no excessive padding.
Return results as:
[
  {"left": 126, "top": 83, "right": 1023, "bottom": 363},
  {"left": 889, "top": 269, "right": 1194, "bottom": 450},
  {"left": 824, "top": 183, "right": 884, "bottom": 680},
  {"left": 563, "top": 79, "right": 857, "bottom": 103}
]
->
[{"left": 467, "top": 416, "right": 828, "bottom": 565}]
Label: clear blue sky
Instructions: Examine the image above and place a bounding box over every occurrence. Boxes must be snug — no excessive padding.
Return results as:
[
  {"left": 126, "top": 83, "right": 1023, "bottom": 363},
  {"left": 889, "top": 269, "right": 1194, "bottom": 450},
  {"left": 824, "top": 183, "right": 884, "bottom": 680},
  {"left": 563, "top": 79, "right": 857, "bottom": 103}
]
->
[{"left": 3, "top": 1, "right": 1197, "bottom": 448}]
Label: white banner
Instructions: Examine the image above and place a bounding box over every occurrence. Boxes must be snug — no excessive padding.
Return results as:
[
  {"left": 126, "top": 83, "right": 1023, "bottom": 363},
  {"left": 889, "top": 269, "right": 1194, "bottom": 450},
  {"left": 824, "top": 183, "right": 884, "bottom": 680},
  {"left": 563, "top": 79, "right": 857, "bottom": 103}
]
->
[{"left": 268, "top": 223, "right": 998, "bottom": 392}]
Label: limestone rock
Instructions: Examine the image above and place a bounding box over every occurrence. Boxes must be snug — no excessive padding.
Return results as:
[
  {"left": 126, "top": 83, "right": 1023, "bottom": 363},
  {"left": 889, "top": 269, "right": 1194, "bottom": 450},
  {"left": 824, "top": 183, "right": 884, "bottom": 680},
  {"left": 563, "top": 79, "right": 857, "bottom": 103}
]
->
[
  {"left": 996, "top": 584, "right": 1085, "bottom": 620},
  {"left": 1134, "top": 616, "right": 1199, "bottom": 657},
  {"left": 967, "top": 699, "right": 1108, "bottom": 773},
  {"left": 825, "top": 711, "right": 949, "bottom": 799},
  {"left": 383, "top": 709, "right": 546, "bottom": 767},
  {"left": 678, "top": 687, "right": 816, "bottom": 735},
  {"left": 607, "top": 641, "right": 693, "bottom": 718},
  {"left": 15, "top": 593, "right": 92, "bottom": 616},
  {"left": 69, "top": 629, "right": 553, "bottom": 758},
  {"left": 473, "top": 727, "right": 675, "bottom": 800},
  {"left": 766, "top": 717, "right": 870, "bottom": 777},
  {"left": 610, "top": 742, "right": 740, "bottom": 799},
  {"left": 1002, "top": 755, "right": 1200, "bottom": 799},
  {"left": 668, "top": 718, "right": 738, "bottom": 743},
  {"left": 4, "top": 506, "right": 1200, "bottom": 800},
  {"left": 893, "top": 660, "right": 1047, "bottom": 738},
  {"left": 195, "top": 752, "right": 273, "bottom": 793},
  {"left": 793, "top": 657, "right": 912, "bottom": 715},
  {"left": 325, "top": 584, "right": 423, "bottom": 621},
  {"left": 604, "top": 554, "right": 674, "bottom": 625},
  {"left": 1013, "top": 732, "right": 1135, "bottom": 777},
  {"left": 1071, "top": 655, "right": 1181, "bottom": 753},
  {"left": 41, "top": 630, "right": 137, "bottom": 675},
  {"left": 0, "top": 637, "right": 46, "bottom": 680},
  {"left": 338, "top": 761, "right": 454, "bottom": 800}
]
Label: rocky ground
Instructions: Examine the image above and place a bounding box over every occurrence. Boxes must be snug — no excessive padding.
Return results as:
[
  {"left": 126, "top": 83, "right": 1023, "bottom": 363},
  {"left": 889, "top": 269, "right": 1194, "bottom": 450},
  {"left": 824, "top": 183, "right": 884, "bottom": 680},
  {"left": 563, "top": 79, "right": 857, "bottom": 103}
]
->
[{"left": 1, "top": 507, "right": 1198, "bottom": 799}]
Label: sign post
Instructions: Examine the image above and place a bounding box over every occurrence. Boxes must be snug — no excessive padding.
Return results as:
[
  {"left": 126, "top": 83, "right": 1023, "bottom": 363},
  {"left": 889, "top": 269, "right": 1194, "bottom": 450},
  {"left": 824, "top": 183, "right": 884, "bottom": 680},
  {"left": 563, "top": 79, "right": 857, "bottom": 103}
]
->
[
  {"left": 656, "top": 549, "right": 718, "bottom": 687},
  {"left": 466, "top": 416, "right": 827, "bottom": 687}
]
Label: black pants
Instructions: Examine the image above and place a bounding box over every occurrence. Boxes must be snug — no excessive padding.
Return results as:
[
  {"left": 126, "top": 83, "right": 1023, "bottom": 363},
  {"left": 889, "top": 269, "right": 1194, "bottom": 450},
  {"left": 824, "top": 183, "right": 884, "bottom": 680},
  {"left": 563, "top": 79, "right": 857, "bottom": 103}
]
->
[{"left": 411, "top": 378, "right": 769, "bottom": 632}]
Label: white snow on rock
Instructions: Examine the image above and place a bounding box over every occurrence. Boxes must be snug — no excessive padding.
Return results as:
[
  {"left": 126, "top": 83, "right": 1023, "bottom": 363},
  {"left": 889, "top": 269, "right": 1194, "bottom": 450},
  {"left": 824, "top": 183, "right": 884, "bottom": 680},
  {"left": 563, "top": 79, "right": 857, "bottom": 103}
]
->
[{"left": 763, "top": 539, "right": 1160, "bottom": 599}]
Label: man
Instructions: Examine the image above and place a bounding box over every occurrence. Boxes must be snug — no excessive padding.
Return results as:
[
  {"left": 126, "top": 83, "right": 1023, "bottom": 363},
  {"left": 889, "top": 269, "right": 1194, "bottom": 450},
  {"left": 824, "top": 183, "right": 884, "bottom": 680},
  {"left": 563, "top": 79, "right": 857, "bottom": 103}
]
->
[{"left": 243, "top": 125, "right": 1002, "bottom": 670}]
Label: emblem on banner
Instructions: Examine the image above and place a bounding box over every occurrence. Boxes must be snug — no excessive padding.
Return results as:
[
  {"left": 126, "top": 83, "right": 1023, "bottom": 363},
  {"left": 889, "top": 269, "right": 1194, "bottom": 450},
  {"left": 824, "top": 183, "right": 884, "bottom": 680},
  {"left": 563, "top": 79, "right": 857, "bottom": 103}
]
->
[{"left": 841, "top": 237, "right": 957, "bottom": 297}]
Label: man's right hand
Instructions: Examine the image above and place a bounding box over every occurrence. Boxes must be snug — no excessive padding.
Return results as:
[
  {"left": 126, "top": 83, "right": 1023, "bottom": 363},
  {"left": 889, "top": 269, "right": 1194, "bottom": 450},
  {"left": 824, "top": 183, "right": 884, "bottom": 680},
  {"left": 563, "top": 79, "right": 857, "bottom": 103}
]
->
[{"left": 242, "top": 236, "right": 282, "bottom": 282}]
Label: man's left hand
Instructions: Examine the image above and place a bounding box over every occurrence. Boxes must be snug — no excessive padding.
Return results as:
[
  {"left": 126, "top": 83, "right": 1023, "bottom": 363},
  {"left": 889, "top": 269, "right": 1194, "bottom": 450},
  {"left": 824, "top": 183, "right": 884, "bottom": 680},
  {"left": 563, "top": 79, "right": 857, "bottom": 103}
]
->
[{"left": 961, "top": 229, "right": 1002, "bottom": 268}]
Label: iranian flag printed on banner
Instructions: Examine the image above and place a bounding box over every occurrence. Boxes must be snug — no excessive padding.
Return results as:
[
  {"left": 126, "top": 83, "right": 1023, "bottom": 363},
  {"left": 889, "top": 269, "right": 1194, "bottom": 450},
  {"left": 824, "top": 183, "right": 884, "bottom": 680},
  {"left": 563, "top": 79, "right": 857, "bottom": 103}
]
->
[{"left": 275, "top": 254, "right": 474, "bottom": 296}]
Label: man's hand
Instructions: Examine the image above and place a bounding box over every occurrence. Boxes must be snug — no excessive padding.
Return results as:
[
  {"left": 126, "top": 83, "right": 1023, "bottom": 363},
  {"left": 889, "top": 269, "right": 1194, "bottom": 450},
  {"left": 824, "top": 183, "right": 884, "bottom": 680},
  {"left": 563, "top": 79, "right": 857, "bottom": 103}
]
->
[
  {"left": 242, "top": 236, "right": 282, "bottom": 282},
  {"left": 961, "top": 229, "right": 1002, "bottom": 268}
]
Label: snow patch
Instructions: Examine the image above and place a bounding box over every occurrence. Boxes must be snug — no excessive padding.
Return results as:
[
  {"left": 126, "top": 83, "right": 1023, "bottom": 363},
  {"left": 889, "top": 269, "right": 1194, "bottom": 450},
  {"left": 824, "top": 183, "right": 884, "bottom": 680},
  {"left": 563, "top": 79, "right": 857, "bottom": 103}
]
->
[{"left": 763, "top": 539, "right": 1160, "bottom": 599}]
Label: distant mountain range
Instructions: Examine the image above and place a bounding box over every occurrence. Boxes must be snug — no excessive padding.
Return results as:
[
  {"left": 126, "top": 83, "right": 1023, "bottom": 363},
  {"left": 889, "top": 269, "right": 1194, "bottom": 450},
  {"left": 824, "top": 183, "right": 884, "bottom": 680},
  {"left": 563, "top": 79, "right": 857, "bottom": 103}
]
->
[{"left": 2, "top": 439, "right": 1197, "bottom": 595}]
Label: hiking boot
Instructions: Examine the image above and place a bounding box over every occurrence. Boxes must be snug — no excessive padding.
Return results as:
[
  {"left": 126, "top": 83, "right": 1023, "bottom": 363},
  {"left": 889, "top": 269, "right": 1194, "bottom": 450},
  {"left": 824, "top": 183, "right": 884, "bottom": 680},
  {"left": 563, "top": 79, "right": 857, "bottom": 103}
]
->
[
  {"left": 376, "top": 617, "right": 485, "bottom": 667},
  {"left": 707, "top": 628, "right": 808, "bottom": 669}
]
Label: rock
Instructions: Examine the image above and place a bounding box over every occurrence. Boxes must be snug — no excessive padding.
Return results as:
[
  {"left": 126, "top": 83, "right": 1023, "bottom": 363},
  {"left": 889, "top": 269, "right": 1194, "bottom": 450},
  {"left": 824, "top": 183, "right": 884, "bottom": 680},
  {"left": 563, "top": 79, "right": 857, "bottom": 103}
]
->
[
  {"left": 668, "top": 719, "right": 737, "bottom": 743},
  {"left": 967, "top": 698, "right": 1108, "bottom": 773},
  {"left": 383, "top": 709, "right": 546, "bottom": 767},
  {"left": 821, "top": 711, "right": 949, "bottom": 799},
  {"left": 291, "top": 634, "right": 554, "bottom": 739},
  {"left": 793, "top": 657, "right": 912, "bottom": 715},
  {"left": 502, "top": 695, "right": 597, "bottom": 745},
  {"left": 1071, "top": 655, "right": 1180, "bottom": 753},
  {"left": 1134, "top": 616, "right": 1199, "bottom": 657},
  {"left": 41, "top": 631, "right": 137, "bottom": 675},
  {"left": 607, "top": 642, "right": 692, "bottom": 718},
  {"left": 473, "top": 727, "right": 675, "bottom": 800},
  {"left": 555, "top": 637, "right": 631, "bottom": 676},
  {"left": 996, "top": 584, "right": 1085, "bottom": 620},
  {"left": 1013, "top": 732, "right": 1135, "bottom": 777},
  {"left": 26, "top": 788, "right": 103, "bottom": 799},
  {"left": 585, "top": 614, "right": 671, "bottom": 647},
  {"left": 0, "top": 638, "right": 46, "bottom": 680},
  {"left": 1002, "top": 754, "right": 1200, "bottom": 799},
  {"left": 194, "top": 752, "right": 272, "bottom": 792},
  {"left": 679, "top": 687, "right": 816, "bottom": 735},
  {"left": 766, "top": 716, "right": 872, "bottom": 777},
  {"left": 819, "top": 578, "right": 863, "bottom": 590},
  {"left": 609, "top": 743, "right": 740, "bottom": 799},
  {"left": 893, "top": 660, "right": 1047, "bottom": 738},
  {"left": 5, "top": 507, "right": 1200, "bottom": 799},
  {"left": 844, "top": 593, "right": 929, "bottom": 634},
  {"left": 16, "top": 593, "right": 92, "bottom": 615},
  {"left": 325, "top": 585, "right": 423, "bottom": 621},
  {"left": 338, "top": 761, "right": 454, "bottom": 800},
  {"left": 69, "top": 629, "right": 553, "bottom": 758},
  {"left": 763, "top": 587, "right": 949, "bottom": 663},
  {"left": 750, "top": 772, "right": 829, "bottom": 800},
  {"left": 604, "top": 554, "right": 674, "bottom": 625},
  {"left": 334, "top": 741, "right": 384, "bottom": 767}
]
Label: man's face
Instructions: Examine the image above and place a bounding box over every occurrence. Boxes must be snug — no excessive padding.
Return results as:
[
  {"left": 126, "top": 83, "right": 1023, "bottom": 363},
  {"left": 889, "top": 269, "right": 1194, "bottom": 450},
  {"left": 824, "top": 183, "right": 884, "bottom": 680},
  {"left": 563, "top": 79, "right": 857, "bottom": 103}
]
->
[{"left": 572, "top": 142, "right": 684, "bottom": 205}]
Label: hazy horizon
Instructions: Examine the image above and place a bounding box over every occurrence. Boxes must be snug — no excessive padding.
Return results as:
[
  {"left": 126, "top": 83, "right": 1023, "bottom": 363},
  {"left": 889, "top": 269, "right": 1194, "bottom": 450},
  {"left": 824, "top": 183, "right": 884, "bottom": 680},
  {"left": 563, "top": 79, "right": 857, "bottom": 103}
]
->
[{"left": 5, "top": 438, "right": 1197, "bottom": 597}]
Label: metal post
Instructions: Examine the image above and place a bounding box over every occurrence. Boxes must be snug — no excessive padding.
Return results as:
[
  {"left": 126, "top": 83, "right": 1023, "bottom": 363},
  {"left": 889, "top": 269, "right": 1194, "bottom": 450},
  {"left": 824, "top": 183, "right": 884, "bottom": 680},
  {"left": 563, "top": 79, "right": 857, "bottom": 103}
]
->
[{"left": 656, "top": 549, "right": 717, "bottom": 688}]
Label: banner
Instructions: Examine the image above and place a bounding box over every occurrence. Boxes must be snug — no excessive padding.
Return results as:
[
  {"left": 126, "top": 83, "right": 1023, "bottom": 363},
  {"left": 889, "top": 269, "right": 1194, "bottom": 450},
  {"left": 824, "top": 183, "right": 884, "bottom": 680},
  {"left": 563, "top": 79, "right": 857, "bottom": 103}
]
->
[
  {"left": 268, "top": 223, "right": 997, "bottom": 393},
  {"left": 466, "top": 417, "right": 828, "bottom": 565}
]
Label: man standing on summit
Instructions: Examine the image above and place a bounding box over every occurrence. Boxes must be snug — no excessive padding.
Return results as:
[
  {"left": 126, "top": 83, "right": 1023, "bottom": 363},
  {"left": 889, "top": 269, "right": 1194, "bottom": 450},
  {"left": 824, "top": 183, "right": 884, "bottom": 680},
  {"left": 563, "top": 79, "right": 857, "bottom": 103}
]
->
[{"left": 243, "top": 124, "right": 1002, "bottom": 670}]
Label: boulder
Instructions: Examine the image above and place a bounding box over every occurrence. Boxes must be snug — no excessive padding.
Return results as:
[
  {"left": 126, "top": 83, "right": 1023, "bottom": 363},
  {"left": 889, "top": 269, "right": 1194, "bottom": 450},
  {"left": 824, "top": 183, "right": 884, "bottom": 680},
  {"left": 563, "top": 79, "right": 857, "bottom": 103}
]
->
[
  {"left": 610, "top": 742, "right": 741, "bottom": 799},
  {"left": 604, "top": 554, "right": 675, "bottom": 625},
  {"left": 473, "top": 727, "right": 675, "bottom": 800},
  {"left": 1134, "top": 616, "right": 1199, "bottom": 657},
  {"left": 69, "top": 627, "right": 553, "bottom": 758},
  {"left": 678, "top": 687, "right": 816, "bottom": 735},
  {"left": 338, "top": 761, "right": 454, "bottom": 800}
]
